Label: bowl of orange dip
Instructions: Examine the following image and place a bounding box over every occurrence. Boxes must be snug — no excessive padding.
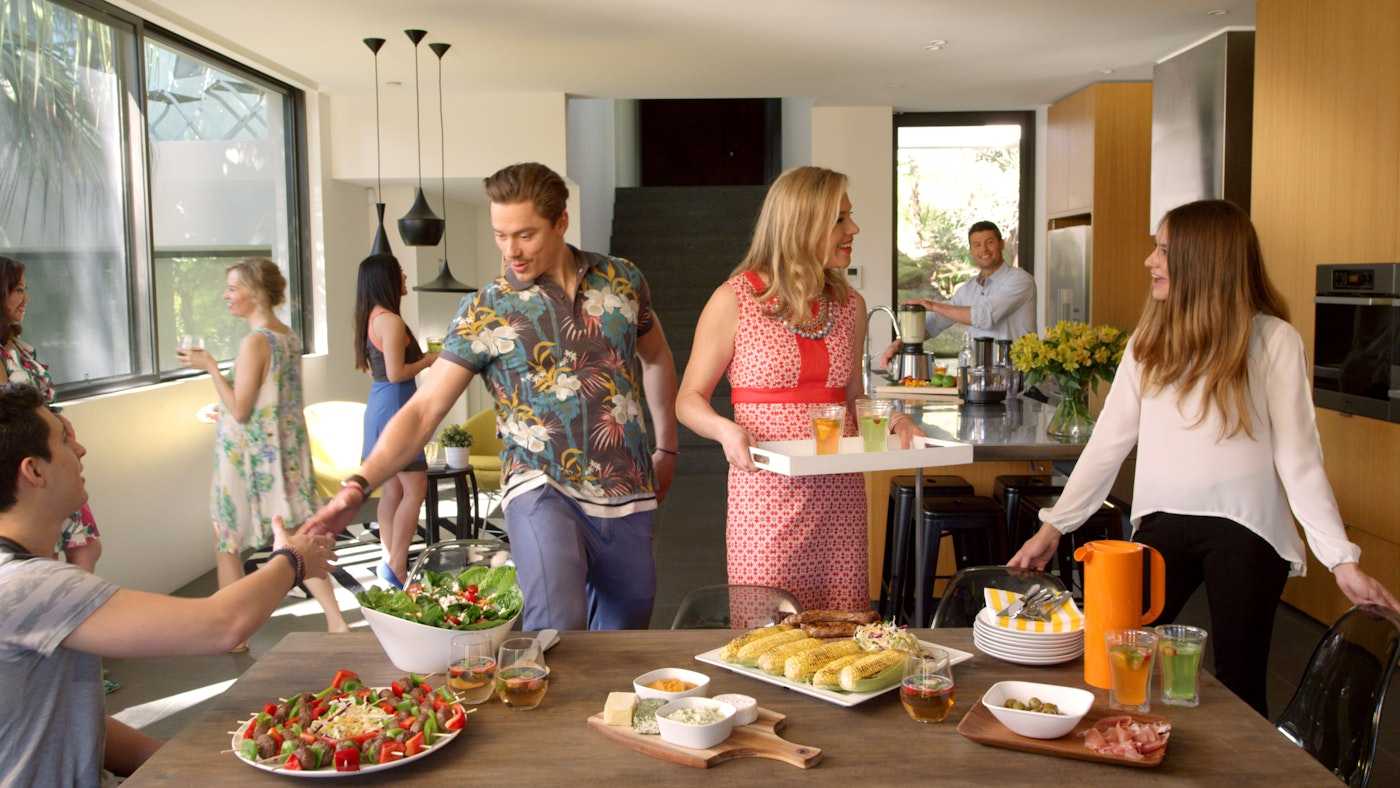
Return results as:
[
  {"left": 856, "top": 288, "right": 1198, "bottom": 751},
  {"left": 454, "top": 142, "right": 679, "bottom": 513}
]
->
[{"left": 633, "top": 667, "right": 711, "bottom": 700}]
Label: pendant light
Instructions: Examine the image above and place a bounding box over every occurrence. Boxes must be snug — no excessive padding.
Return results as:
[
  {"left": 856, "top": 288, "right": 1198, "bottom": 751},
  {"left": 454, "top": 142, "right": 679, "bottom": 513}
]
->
[
  {"left": 363, "top": 37, "right": 393, "bottom": 257},
  {"left": 397, "top": 29, "right": 446, "bottom": 247},
  {"left": 414, "top": 41, "right": 475, "bottom": 293}
]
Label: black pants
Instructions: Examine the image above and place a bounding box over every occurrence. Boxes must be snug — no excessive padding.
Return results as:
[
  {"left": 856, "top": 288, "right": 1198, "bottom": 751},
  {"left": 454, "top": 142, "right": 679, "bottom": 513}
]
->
[{"left": 1133, "top": 512, "right": 1290, "bottom": 717}]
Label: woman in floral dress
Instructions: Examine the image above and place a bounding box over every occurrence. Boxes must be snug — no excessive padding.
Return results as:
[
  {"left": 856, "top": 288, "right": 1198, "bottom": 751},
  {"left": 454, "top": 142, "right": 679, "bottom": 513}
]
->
[
  {"left": 677, "top": 167, "right": 919, "bottom": 611},
  {"left": 0, "top": 256, "right": 102, "bottom": 571},
  {"left": 180, "top": 258, "right": 347, "bottom": 645}
]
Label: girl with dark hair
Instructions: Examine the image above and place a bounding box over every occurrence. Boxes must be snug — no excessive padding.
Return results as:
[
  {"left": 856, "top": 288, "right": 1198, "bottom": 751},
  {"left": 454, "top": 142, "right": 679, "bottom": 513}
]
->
[
  {"left": 0, "top": 256, "right": 102, "bottom": 571},
  {"left": 1009, "top": 200, "right": 1397, "bottom": 716},
  {"left": 354, "top": 254, "right": 438, "bottom": 588}
]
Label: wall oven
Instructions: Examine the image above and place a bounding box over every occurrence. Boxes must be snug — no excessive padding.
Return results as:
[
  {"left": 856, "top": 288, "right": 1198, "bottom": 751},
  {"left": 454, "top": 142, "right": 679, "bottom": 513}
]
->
[{"left": 1313, "top": 263, "right": 1399, "bottom": 423}]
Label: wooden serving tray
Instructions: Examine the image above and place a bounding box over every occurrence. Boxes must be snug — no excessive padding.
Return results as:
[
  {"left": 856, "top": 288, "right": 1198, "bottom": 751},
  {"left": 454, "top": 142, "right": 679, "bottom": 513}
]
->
[
  {"left": 587, "top": 707, "right": 822, "bottom": 769},
  {"left": 873, "top": 384, "right": 959, "bottom": 398},
  {"left": 957, "top": 701, "right": 1169, "bottom": 768}
]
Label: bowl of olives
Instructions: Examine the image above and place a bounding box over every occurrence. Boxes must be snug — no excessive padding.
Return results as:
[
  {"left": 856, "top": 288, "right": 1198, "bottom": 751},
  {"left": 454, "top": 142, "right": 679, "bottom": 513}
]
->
[{"left": 981, "top": 680, "right": 1094, "bottom": 739}]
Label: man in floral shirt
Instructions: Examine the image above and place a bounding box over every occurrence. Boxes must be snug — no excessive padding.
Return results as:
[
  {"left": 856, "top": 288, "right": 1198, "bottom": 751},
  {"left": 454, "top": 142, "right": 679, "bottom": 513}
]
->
[{"left": 308, "top": 163, "right": 678, "bottom": 630}]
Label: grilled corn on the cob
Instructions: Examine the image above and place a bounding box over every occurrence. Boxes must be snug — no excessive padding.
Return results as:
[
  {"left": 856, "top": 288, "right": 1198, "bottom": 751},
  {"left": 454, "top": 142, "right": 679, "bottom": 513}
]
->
[
  {"left": 811, "top": 654, "right": 865, "bottom": 690},
  {"left": 717, "top": 625, "right": 793, "bottom": 661},
  {"left": 733, "top": 629, "right": 808, "bottom": 666},
  {"left": 783, "top": 640, "right": 863, "bottom": 682},
  {"left": 838, "top": 649, "right": 906, "bottom": 693},
  {"left": 757, "top": 637, "right": 825, "bottom": 675}
]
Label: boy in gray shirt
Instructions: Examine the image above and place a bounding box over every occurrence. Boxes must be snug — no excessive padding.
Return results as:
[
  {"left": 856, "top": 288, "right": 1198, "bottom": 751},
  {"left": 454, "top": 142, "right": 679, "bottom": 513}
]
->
[{"left": 0, "top": 384, "right": 335, "bottom": 786}]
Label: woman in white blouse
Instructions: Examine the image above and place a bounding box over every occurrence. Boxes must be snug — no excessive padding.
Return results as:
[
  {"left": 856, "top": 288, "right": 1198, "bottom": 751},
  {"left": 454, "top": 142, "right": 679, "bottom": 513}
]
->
[{"left": 1009, "top": 199, "right": 1397, "bottom": 716}]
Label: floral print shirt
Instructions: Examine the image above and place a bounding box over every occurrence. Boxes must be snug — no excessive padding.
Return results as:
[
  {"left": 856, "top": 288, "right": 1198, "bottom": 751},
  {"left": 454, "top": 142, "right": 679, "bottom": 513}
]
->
[{"left": 442, "top": 247, "right": 657, "bottom": 517}]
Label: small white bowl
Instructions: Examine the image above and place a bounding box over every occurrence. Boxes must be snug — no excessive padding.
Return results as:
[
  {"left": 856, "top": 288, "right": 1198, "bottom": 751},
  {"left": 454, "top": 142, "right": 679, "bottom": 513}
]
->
[
  {"left": 633, "top": 668, "right": 711, "bottom": 700},
  {"left": 981, "top": 680, "right": 1094, "bottom": 739},
  {"left": 655, "top": 697, "right": 736, "bottom": 749},
  {"left": 712, "top": 693, "right": 758, "bottom": 726}
]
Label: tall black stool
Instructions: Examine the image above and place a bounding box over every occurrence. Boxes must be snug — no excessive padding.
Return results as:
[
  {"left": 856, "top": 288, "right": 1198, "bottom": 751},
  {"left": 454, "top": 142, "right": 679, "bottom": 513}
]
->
[
  {"left": 1016, "top": 493, "right": 1130, "bottom": 597},
  {"left": 993, "top": 474, "right": 1064, "bottom": 559},
  {"left": 907, "top": 496, "right": 1003, "bottom": 627},
  {"left": 424, "top": 465, "right": 482, "bottom": 545},
  {"left": 879, "top": 475, "right": 973, "bottom": 620}
]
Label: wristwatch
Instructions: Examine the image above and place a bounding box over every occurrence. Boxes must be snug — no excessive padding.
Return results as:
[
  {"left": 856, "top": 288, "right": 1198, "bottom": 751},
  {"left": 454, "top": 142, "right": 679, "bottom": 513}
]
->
[{"left": 341, "top": 474, "right": 370, "bottom": 497}]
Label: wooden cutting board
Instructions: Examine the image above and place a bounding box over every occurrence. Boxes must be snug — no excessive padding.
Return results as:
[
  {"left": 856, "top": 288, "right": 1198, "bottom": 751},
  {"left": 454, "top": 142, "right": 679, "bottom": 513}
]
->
[
  {"left": 587, "top": 707, "right": 822, "bottom": 769},
  {"left": 873, "top": 384, "right": 959, "bottom": 398},
  {"left": 957, "top": 701, "right": 1169, "bottom": 768}
]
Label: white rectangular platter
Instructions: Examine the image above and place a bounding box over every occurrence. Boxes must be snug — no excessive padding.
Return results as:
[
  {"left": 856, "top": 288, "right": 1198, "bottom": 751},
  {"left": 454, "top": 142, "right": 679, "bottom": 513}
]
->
[
  {"left": 748, "top": 436, "right": 973, "bottom": 476},
  {"left": 694, "top": 640, "right": 975, "bottom": 708}
]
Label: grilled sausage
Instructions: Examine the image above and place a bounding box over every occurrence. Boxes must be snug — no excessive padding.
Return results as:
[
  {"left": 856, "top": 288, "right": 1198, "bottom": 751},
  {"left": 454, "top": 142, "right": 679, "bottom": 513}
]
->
[
  {"left": 801, "top": 622, "right": 858, "bottom": 638},
  {"left": 782, "top": 609, "right": 879, "bottom": 626}
]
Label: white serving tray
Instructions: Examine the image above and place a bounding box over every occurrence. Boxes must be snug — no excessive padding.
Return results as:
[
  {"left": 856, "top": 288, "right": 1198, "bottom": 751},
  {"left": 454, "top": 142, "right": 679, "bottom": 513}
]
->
[
  {"left": 748, "top": 436, "right": 973, "bottom": 476},
  {"left": 694, "top": 640, "right": 974, "bottom": 708}
]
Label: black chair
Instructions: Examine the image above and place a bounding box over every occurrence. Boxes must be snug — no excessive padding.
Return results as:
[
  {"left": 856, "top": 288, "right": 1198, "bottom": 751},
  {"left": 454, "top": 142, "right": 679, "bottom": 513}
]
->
[
  {"left": 879, "top": 475, "right": 974, "bottom": 620},
  {"left": 930, "top": 567, "right": 1067, "bottom": 628},
  {"left": 992, "top": 474, "right": 1063, "bottom": 558},
  {"left": 900, "top": 496, "right": 1003, "bottom": 627},
  {"left": 670, "top": 584, "right": 802, "bottom": 630},
  {"left": 1275, "top": 605, "right": 1400, "bottom": 787},
  {"left": 1017, "top": 494, "right": 1129, "bottom": 597}
]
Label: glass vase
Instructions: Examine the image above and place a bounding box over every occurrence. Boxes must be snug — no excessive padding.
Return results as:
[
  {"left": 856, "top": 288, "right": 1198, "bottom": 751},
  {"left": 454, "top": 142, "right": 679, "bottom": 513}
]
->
[{"left": 1048, "top": 384, "right": 1094, "bottom": 441}]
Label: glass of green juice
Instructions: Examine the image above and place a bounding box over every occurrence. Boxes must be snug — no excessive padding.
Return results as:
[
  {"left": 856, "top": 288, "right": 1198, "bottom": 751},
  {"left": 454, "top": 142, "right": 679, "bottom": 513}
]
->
[
  {"left": 855, "top": 398, "right": 895, "bottom": 452},
  {"left": 1154, "top": 624, "right": 1207, "bottom": 707}
]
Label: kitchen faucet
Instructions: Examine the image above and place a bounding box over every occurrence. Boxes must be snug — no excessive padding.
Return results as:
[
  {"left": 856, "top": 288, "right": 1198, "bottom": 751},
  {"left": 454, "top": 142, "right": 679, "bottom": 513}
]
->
[{"left": 862, "top": 306, "right": 901, "bottom": 396}]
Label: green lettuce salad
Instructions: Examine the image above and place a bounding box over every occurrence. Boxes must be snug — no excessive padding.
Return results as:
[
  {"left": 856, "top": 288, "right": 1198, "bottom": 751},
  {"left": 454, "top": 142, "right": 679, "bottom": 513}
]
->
[{"left": 358, "top": 565, "right": 523, "bottom": 631}]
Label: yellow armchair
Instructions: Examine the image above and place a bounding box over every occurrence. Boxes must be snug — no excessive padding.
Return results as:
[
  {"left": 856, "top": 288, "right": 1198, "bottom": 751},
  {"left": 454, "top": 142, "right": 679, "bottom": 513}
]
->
[
  {"left": 305, "top": 401, "right": 378, "bottom": 502},
  {"left": 463, "top": 408, "right": 503, "bottom": 491}
]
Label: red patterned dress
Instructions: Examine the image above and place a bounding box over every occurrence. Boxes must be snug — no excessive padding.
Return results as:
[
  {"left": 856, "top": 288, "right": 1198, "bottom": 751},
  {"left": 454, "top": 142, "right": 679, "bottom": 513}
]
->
[{"left": 724, "top": 272, "right": 867, "bottom": 611}]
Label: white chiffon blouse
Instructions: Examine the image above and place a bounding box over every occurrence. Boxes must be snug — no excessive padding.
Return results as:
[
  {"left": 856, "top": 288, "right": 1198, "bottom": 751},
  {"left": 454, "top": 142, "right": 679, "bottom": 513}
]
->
[{"left": 1040, "top": 314, "right": 1361, "bottom": 577}]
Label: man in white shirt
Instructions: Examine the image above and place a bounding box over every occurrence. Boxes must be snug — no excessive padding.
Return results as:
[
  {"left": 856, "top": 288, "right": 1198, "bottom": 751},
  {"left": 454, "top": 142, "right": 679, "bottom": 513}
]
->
[{"left": 882, "top": 221, "right": 1037, "bottom": 365}]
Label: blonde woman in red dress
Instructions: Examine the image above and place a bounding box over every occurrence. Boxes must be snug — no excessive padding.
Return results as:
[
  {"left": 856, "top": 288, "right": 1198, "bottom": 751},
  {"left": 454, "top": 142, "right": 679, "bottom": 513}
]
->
[{"left": 678, "top": 167, "right": 920, "bottom": 611}]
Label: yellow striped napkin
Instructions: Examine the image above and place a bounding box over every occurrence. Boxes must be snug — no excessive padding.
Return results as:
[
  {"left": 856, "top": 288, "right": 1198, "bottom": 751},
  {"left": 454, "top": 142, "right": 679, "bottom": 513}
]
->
[{"left": 983, "top": 587, "right": 1084, "bottom": 633}]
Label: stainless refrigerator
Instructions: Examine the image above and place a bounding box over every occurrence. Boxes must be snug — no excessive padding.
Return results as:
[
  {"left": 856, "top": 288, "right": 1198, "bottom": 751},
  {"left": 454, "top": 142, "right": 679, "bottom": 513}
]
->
[{"left": 1046, "top": 225, "right": 1091, "bottom": 326}]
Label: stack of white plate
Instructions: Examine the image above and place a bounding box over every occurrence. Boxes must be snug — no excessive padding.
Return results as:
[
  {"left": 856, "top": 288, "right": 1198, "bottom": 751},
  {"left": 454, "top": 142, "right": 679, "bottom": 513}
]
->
[{"left": 973, "top": 607, "right": 1084, "bottom": 666}]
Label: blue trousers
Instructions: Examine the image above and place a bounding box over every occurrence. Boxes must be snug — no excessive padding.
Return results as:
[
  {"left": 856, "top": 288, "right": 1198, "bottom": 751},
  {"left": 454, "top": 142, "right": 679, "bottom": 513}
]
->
[{"left": 504, "top": 485, "right": 656, "bottom": 630}]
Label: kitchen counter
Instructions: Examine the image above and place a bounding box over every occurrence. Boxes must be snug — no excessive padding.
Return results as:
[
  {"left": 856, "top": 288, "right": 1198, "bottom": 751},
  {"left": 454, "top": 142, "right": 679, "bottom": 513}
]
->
[{"left": 894, "top": 394, "right": 1104, "bottom": 461}]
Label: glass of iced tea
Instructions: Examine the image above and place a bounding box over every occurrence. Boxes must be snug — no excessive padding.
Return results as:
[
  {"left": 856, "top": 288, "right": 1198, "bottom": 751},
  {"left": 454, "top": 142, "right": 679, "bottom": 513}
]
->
[
  {"left": 448, "top": 637, "right": 497, "bottom": 705},
  {"left": 900, "top": 647, "right": 956, "bottom": 723},
  {"left": 855, "top": 398, "right": 894, "bottom": 452},
  {"left": 1106, "top": 628, "right": 1158, "bottom": 713},
  {"left": 809, "top": 403, "right": 846, "bottom": 455},
  {"left": 496, "top": 637, "right": 550, "bottom": 710},
  {"left": 1154, "top": 624, "right": 1207, "bottom": 707}
]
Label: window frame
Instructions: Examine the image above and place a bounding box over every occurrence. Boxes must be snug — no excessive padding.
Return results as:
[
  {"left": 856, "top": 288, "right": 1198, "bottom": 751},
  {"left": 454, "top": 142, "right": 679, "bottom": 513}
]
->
[
  {"left": 24, "top": 0, "right": 312, "bottom": 401},
  {"left": 890, "top": 110, "right": 1037, "bottom": 311}
]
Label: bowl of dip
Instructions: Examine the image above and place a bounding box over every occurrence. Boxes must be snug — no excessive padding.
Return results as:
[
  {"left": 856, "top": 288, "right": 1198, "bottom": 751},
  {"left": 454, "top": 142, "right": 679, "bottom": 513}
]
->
[
  {"left": 633, "top": 667, "right": 710, "bottom": 700},
  {"left": 655, "top": 697, "right": 737, "bottom": 749}
]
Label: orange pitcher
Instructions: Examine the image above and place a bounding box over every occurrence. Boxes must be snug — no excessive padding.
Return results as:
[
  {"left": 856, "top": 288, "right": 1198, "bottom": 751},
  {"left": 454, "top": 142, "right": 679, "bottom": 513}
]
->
[{"left": 1075, "top": 540, "right": 1166, "bottom": 689}]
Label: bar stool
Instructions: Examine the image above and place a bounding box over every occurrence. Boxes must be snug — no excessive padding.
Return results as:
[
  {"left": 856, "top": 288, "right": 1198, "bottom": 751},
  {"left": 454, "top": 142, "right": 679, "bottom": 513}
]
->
[
  {"left": 879, "top": 475, "right": 974, "bottom": 620},
  {"left": 908, "top": 496, "right": 1003, "bottom": 627},
  {"left": 1016, "top": 494, "right": 1130, "bottom": 597},
  {"left": 993, "top": 474, "right": 1064, "bottom": 559},
  {"left": 424, "top": 465, "right": 482, "bottom": 545}
]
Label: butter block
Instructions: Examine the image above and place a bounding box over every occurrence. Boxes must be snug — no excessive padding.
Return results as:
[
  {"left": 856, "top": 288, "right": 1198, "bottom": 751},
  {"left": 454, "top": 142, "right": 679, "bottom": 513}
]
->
[{"left": 603, "top": 691, "right": 637, "bottom": 726}]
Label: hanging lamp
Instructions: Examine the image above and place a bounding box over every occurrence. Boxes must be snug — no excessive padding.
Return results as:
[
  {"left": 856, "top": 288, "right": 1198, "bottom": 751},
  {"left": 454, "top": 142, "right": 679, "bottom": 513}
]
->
[
  {"left": 397, "top": 29, "right": 446, "bottom": 247},
  {"left": 414, "top": 41, "right": 475, "bottom": 293},
  {"left": 363, "top": 37, "right": 393, "bottom": 257}
]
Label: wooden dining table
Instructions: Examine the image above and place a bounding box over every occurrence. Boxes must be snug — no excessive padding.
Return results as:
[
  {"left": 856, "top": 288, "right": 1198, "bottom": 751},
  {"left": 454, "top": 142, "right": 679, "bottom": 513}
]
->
[{"left": 124, "top": 630, "right": 1337, "bottom": 786}]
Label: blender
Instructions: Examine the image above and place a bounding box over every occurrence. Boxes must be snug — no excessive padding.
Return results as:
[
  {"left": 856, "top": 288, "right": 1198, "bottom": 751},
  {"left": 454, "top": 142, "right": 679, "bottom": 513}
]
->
[{"left": 891, "top": 304, "right": 931, "bottom": 381}]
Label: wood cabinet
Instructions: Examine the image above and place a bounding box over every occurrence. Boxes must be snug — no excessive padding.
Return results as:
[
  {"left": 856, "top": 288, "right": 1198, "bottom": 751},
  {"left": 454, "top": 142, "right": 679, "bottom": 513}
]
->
[{"left": 1046, "top": 82, "right": 1155, "bottom": 331}]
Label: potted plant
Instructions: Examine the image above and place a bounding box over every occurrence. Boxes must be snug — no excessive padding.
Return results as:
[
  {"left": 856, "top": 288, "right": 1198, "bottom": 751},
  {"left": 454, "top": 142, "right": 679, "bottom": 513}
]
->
[
  {"left": 1011, "top": 321, "right": 1127, "bottom": 441},
  {"left": 439, "top": 423, "right": 473, "bottom": 469}
]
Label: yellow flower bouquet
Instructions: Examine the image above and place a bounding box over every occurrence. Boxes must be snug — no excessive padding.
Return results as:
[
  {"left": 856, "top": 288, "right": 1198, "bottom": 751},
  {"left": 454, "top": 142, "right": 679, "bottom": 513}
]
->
[{"left": 1011, "top": 321, "right": 1127, "bottom": 440}]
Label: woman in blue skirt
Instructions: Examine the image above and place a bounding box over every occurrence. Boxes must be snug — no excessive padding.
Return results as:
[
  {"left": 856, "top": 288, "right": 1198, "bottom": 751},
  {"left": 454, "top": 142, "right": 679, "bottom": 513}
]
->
[{"left": 354, "top": 254, "right": 439, "bottom": 587}]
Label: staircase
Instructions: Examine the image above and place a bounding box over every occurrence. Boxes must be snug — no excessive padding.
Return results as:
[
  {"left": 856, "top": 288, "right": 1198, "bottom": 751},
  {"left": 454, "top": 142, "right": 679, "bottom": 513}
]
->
[{"left": 611, "top": 186, "right": 768, "bottom": 473}]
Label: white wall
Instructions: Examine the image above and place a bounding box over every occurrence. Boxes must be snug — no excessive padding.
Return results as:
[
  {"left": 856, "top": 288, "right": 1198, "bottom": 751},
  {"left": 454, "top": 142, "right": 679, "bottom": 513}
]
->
[
  {"left": 781, "top": 97, "right": 814, "bottom": 170},
  {"left": 566, "top": 97, "right": 617, "bottom": 254},
  {"left": 614, "top": 100, "right": 640, "bottom": 188},
  {"left": 811, "top": 105, "right": 894, "bottom": 347}
]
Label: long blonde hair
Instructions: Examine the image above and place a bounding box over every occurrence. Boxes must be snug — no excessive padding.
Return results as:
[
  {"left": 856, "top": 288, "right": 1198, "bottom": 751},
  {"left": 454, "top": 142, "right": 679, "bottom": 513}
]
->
[
  {"left": 1132, "top": 200, "right": 1289, "bottom": 439},
  {"left": 732, "top": 166, "right": 851, "bottom": 324}
]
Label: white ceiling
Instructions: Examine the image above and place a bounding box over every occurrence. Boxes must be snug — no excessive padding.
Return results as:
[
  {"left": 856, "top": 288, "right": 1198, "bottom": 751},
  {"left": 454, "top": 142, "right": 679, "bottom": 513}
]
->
[{"left": 134, "top": 0, "right": 1254, "bottom": 109}]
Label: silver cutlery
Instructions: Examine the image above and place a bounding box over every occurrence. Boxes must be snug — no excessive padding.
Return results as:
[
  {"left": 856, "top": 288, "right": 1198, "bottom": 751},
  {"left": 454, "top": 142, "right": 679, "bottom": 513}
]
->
[{"left": 996, "top": 584, "right": 1050, "bottom": 618}]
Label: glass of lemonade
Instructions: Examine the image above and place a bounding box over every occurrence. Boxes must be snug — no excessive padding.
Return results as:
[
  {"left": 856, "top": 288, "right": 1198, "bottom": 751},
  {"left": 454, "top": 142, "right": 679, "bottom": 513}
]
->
[
  {"left": 1155, "top": 625, "right": 1207, "bottom": 707},
  {"left": 423, "top": 439, "right": 442, "bottom": 469},
  {"left": 426, "top": 336, "right": 444, "bottom": 354},
  {"left": 496, "top": 637, "right": 550, "bottom": 710},
  {"left": 900, "top": 647, "right": 956, "bottom": 723},
  {"left": 855, "top": 398, "right": 895, "bottom": 452},
  {"left": 1106, "top": 629, "right": 1159, "bottom": 713},
  {"left": 809, "top": 403, "right": 846, "bottom": 455},
  {"left": 448, "top": 637, "right": 497, "bottom": 705}
]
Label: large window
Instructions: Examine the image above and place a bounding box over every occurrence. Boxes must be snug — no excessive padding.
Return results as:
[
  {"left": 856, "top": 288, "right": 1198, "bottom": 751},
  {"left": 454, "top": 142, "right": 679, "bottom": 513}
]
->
[
  {"left": 894, "top": 112, "right": 1034, "bottom": 356},
  {"left": 0, "top": 0, "right": 305, "bottom": 397}
]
